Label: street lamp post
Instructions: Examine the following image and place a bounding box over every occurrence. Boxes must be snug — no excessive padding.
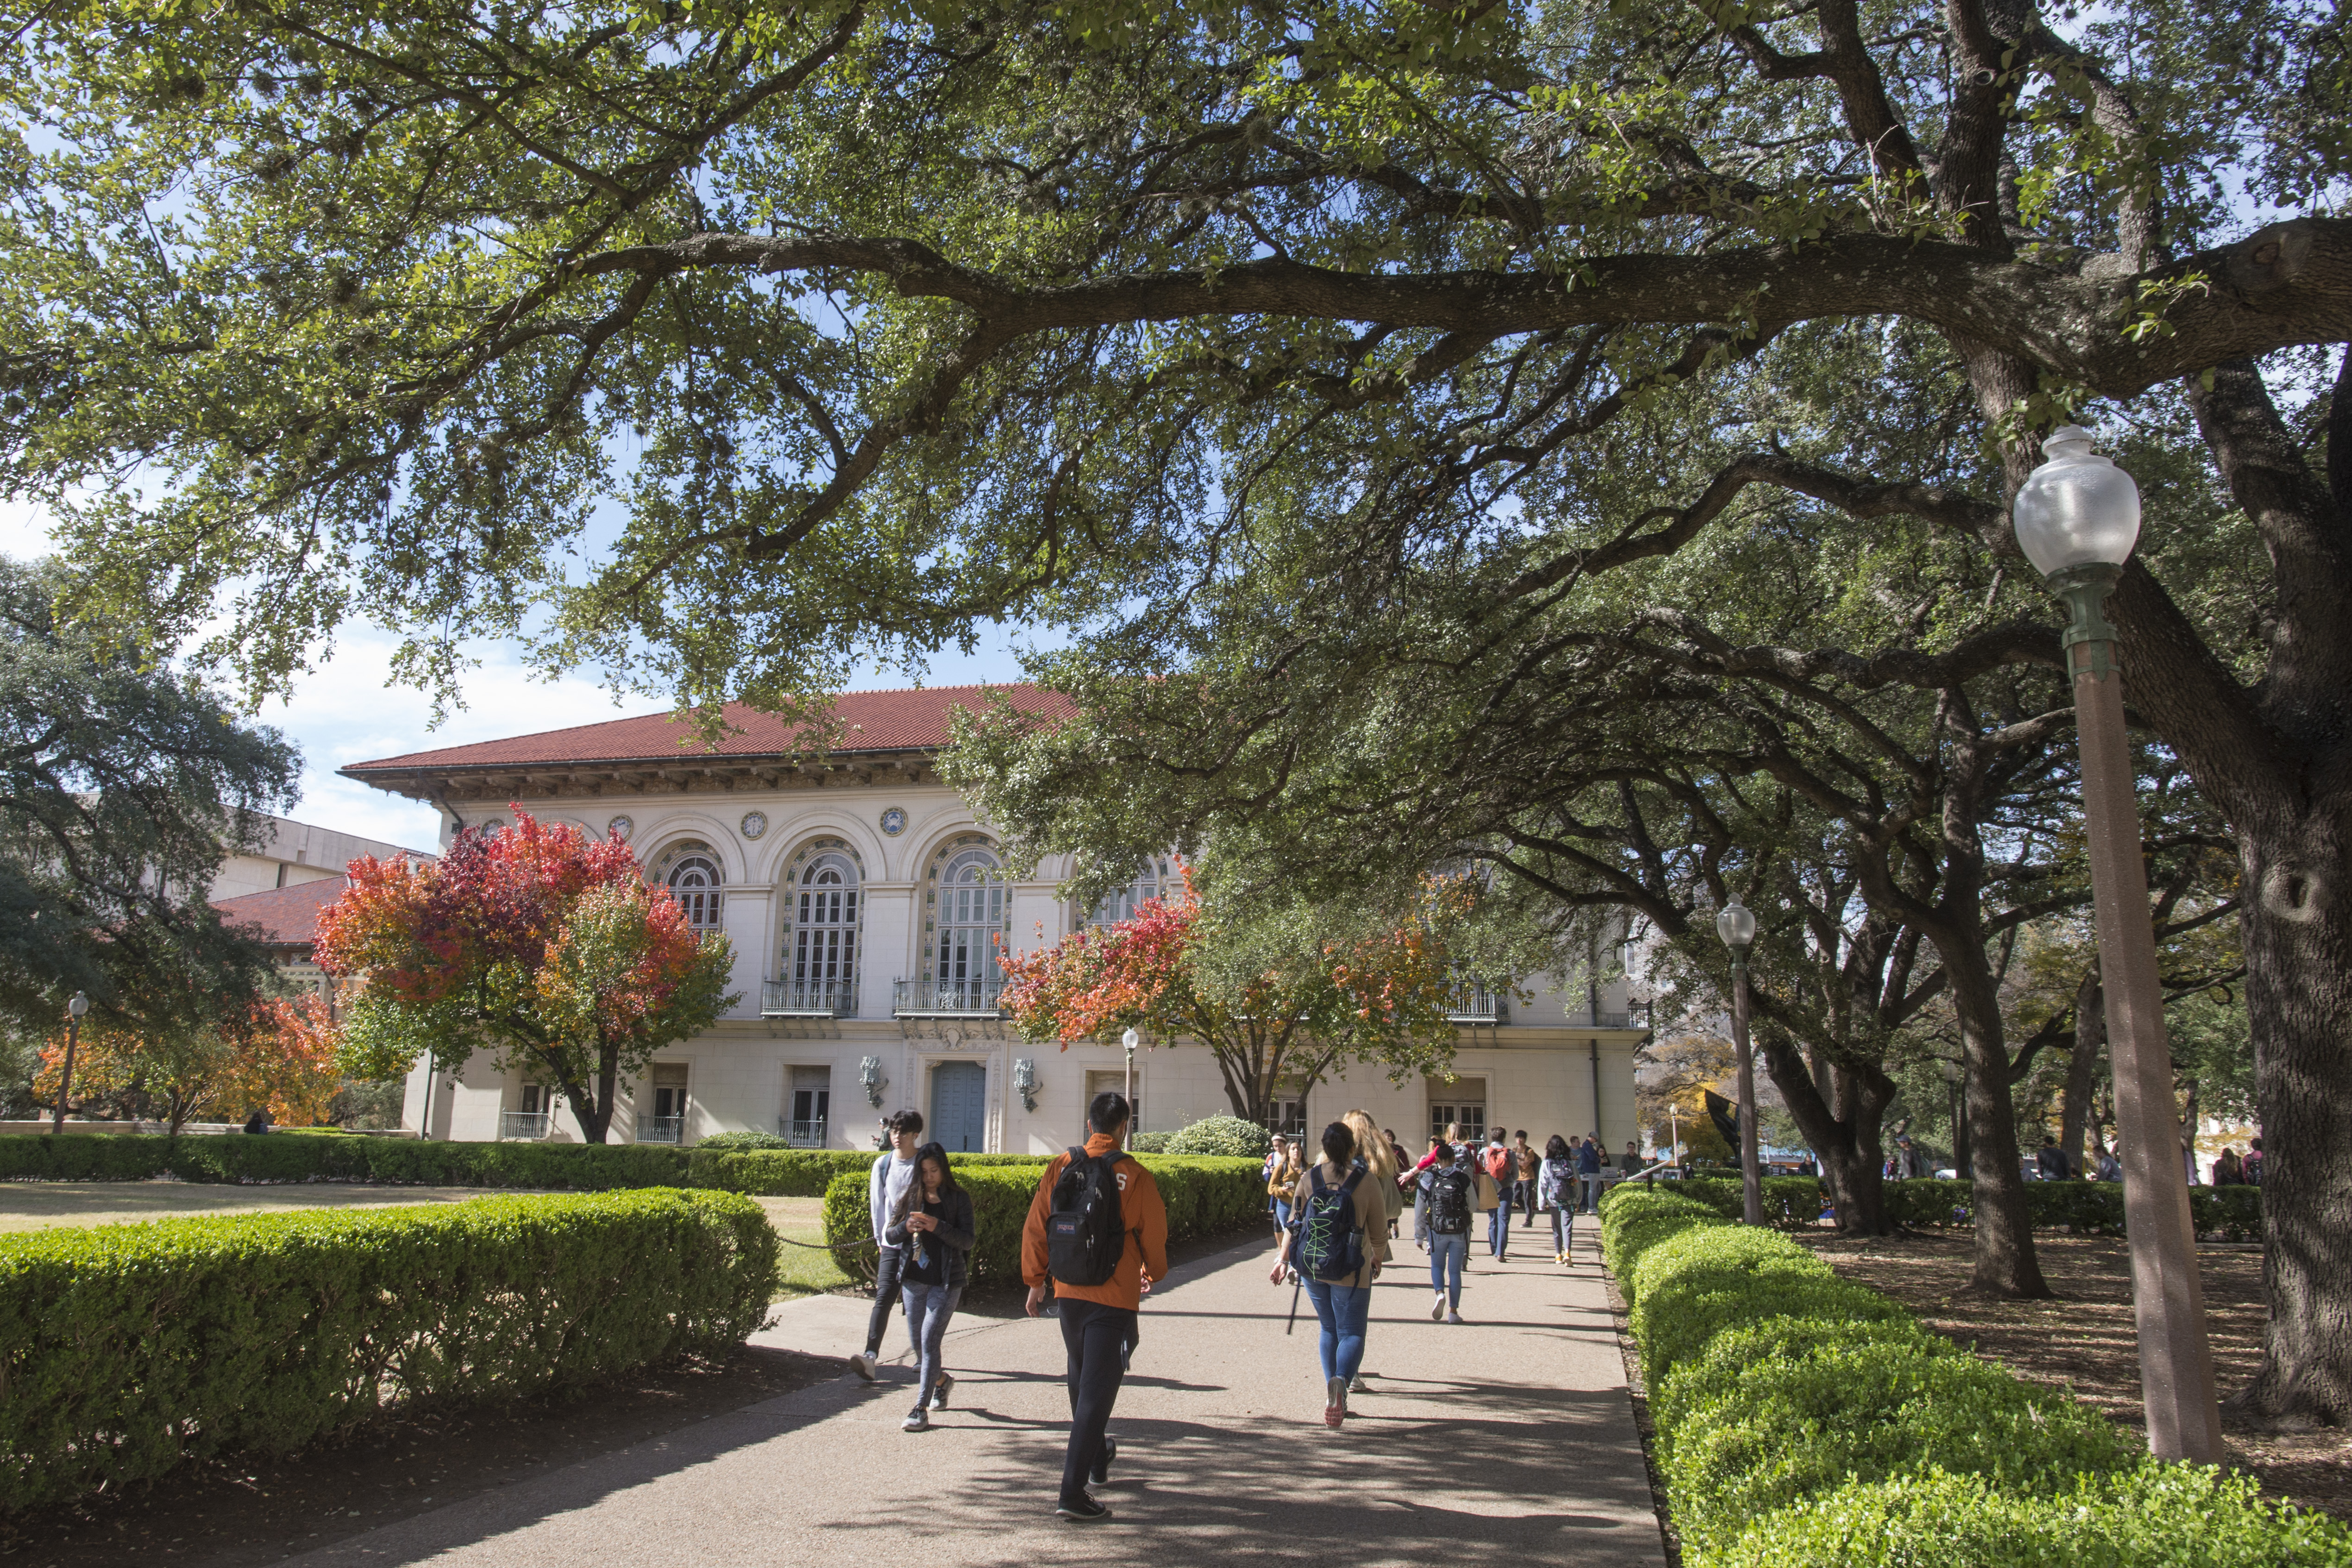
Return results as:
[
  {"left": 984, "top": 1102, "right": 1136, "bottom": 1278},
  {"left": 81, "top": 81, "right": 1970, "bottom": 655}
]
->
[
  {"left": 1715, "top": 897, "right": 1764, "bottom": 1226},
  {"left": 2012, "top": 423, "right": 2222, "bottom": 1463},
  {"left": 1938, "top": 1057, "right": 1969, "bottom": 1179},
  {"left": 1121, "top": 1027, "right": 1139, "bottom": 1148},
  {"left": 51, "top": 992, "right": 89, "bottom": 1135}
]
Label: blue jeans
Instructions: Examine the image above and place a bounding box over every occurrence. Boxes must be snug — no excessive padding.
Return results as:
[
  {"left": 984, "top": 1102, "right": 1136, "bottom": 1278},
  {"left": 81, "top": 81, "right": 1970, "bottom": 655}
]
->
[
  {"left": 1301, "top": 1278, "right": 1370, "bottom": 1384},
  {"left": 1428, "top": 1232, "right": 1467, "bottom": 1308},
  {"left": 1551, "top": 1204, "right": 1574, "bottom": 1254},
  {"left": 1486, "top": 1200, "right": 1511, "bottom": 1258},
  {"left": 900, "top": 1281, "right": 962, "bottom": 1403},
  {"left": 1273, "top": 1197, "right": 1292, "bottom": 1232}
]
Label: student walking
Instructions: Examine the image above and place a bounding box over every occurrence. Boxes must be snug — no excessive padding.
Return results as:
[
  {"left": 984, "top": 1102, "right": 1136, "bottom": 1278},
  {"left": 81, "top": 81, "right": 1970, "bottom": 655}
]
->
[
  {"left": 885, "top": 1141, "right": 977, "bottom": 1430},
  {"left": 1513, "top": 1131, "right": 1538, "bottom": 1226},
  {"left": 1266, "top": 1135, "right": 1302, "bottom": 1240},
  {"left": 849, "top": 1110, "right": 923, "bottom": 1382},
  {"left": 1482, "top": 1132, "right": 1513, "bottom": 1259},
  {"left": 1576, "top": 1134, "right": 1604, "bottom": 1212},
  {"left": 1420, "top": 1142, "right": 1473, "bottom": 1322},
  {"left": 1023, "top": 1091, "right": 1168, "bottom": 1524},
  {"left": 1345, "top": 1109, "right": 1405, "bottom": 1252},
  {"left": 1272, "top": 1120, "right": 1389, "bottom": 1425},
  {"left": 1539, "top": 1134, "right": 1579, "bottom": 1265}
]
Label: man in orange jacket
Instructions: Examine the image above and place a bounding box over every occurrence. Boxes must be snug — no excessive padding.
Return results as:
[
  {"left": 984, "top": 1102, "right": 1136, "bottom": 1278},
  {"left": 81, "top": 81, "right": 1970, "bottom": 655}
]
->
[{"left": 1022, "top": 1091, "right": 1167, "bottom": 1524}]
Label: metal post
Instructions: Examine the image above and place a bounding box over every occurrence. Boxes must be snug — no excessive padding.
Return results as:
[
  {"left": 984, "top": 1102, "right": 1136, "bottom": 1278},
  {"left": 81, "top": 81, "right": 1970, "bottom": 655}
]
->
[
  {"left": 1729, "top": 953, "right": 1764, "bottom": 1225},
  {"left": 51, "top": 1010, "right": 79, "bottom": 1135},
  {"left": 2055, "top": 562, "right": 2222, "bottom": 1462}
]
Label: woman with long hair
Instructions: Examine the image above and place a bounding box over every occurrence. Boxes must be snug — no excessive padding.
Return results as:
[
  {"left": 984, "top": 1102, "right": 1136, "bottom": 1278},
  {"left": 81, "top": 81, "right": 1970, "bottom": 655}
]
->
[
  {"left": 1539, "top": 1134, "right": 1579, "bottom": 1266},
  {"left": 884, "top": 1141, "right": 977, "bottom": 1431},
  {"left": 1270, "top": 1119, "right": 1388, "bottom": 1426},
  {"left": 1266, "top": 1134, "right": 1303, "bottom": 1238}
]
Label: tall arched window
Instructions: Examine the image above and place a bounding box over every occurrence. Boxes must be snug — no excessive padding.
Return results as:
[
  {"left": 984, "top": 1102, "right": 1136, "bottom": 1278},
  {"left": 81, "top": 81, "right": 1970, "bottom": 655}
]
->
[
  {"left": 659, "top": 843, "right": 725, "bottom": 933},
  {"left": 792, "top": 853, "right": 859, "bottom": 1002},
  {"left": 936, "top": 847, "right": 1007, "bottom": 1004},
  {"left": 1092, "top": 856, "right": 1174, "bottom": 926}
]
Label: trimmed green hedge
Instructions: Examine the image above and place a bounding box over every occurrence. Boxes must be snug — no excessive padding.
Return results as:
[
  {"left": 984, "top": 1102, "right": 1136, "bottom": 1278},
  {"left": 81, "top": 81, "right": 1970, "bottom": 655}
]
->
[
  {"left": 1595, "top": 1181, "right": 2343, "bottom": 1567},
  {"left": 819, "top": 1154, "right": 1267, "bottom": 1285},
  {"left": 0, "top": 1132, "right": 692, "bottom": 1188},
  {"left": 0, "top": 1188, "right": 775, "bottom": 1512},
  {"left": 1658, "top": 1174, "right": 2263, "bottom": 1242},
  {"left": 685, "top": 1147, "right": 1049, "bottom": 1197}
]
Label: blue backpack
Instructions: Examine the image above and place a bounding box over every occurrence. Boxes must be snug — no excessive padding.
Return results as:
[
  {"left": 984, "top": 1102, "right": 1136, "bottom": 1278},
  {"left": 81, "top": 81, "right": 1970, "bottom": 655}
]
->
[{"left": 1289, "top": 1164, "right": 1367, "bottom": 1281}]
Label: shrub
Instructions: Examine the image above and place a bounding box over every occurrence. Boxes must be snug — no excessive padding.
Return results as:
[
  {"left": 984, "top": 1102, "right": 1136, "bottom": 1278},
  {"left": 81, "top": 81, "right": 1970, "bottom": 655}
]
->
[
  {"left": 1705, "top": 1462, "right": 2352, "bottom": 1568},
  {"left": 1125, "top": 1130, "right": 1172, "bottom": 1153},
  {"left": 1599, "top": 1186, "right": 1726, "bottom": 1292},
  {"left": 1877, "top": 1178, "right": 2261, "bottom": 1242},
  {"left": 689, "top": 1148, "right": 1051, "bottom": 1197},
  {"left": 1673, "top": 1175, "right": 1832, "bottom": 1229},
  {"left": 1162, "top": 1114, "right": 1273, "bottom": 1159},
  {"left": 1626, "top": 1225, "right": 1847, "bottom": 1383},
  {"left": 694, "top": 1130, "right": 796, "bottom": 1151},
  {"left": 0, "top": 1188, "right": 774, "bottom": 1512},
  {"left": 0, "top": 1132, "right": 693, "bottom": 1188},
  {"left": 1662, "top": 1337, "right": 2131, "bottom": 1555},
  {"left": 819, "top": 1153, "right": 1267, "bottom": 1284},
  {"left": 1651, "top": 1313, "right": 1954, "bottom": 1443}
]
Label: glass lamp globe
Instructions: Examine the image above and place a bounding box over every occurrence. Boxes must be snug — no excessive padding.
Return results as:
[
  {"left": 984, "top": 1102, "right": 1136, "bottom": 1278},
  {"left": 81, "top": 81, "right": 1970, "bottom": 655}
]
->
[
  {"left": 1715, "top": 898, "right": 1756, "bottom": 952},
  {"left": 2011, "top": 425, "right": 2141, "bottom": 577}
]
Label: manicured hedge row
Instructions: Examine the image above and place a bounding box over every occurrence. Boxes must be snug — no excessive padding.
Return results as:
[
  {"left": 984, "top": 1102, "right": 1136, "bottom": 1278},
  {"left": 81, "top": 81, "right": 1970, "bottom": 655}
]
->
[
  {"left": 0, "top": 1188, "right": 775, "bottom": 1513},
  {"left": 818, "top": 1154, "right": 1266, "bottom": 1286},
  {"left": 1596, "top": 1183, "right": 2346, "bottom": 1567},
  {"left": 684, "top": 1148, "right": 1049, "bottom": 1197},
  {"left": 0, "top": 1131, "right": 693, "bottom": 1189},
  {"left": 1664, "top": 1174, "right": 2264, "bottom": 1241}
]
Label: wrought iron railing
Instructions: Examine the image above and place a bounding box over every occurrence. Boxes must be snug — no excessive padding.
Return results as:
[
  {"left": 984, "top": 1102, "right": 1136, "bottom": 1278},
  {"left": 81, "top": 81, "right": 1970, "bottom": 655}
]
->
[
  {"left": 762, "top": 979, "right": 858, "bottom": 1018},
  {"left": 1567, "top": 1010, "right": 1633, "bottom": 1029},
  {"left": 1445, "top": 982, "right": 1509, "bottom": 1024},
  {"left": 778, "top": 1117, "right": 828, "bottom": 1148},
  {"left": 893, "top": 978, "right": 1004, "bottom": 1016},
  {"left": 637, "top": 1115, "right": 684, "bottom": 1145},
  {"left": 499, "top": 1110, "right": 549, "bottom": 1141}
]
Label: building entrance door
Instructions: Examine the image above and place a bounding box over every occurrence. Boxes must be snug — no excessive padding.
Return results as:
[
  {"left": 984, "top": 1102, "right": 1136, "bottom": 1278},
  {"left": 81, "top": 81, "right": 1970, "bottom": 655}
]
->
[{"left": 931, "top": 1060, "right": 988, "bottom": 1153}]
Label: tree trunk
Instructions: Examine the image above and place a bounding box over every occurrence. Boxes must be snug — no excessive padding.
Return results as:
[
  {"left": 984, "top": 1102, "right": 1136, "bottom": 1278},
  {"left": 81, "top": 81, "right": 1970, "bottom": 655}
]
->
[
  {"left": 1757, "top": 1031, "right": 1896, "bottom": 1235},
  {"left": 2060, "top": 964, "right": 2105, "bottom": 1178},
  {"left": 1944, "top": 940, "right": 2053, "bottom": 1297}
]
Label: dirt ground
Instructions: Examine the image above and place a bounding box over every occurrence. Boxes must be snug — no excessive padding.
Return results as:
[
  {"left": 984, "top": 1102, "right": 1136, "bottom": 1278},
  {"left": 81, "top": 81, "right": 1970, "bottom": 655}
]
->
[{"left": 1803, "top": 1230, "right": 2352, "bottom": 1522}]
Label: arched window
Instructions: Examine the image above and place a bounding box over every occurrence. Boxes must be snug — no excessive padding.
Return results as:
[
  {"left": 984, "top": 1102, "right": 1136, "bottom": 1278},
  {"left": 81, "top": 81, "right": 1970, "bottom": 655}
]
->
[
  {"left": 936, "top": 847, "right": 1007, "bottom": 1003},
  {"left": 793, "top": 853, "right": 859, "bottom": 997},
  {"left": 1092, "top": 856, "right": 1174, "bottom": 926},
  {"left": 659, "top": 843, "right": 725, "bottom": 933}
]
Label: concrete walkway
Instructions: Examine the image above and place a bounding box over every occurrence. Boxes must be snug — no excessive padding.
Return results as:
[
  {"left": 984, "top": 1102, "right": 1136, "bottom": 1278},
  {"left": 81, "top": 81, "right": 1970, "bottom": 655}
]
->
[{"left": 293, "top": 1220, "right": 1665, "bottom": 1567}]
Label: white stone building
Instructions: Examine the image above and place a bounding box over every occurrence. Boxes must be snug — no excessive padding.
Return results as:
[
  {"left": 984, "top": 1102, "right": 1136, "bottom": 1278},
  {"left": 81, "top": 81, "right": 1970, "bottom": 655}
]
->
[{"left": 344, "top": 686, "right": 1645, "bottom": 1153}]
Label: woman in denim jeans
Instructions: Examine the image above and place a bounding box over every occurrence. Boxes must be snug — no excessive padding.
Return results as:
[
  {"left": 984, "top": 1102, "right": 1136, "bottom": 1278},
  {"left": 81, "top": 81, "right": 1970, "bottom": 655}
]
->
[
  {"left": 1538, "top": 1135, "right": 1578, "bottom": 1266},
  {"left": 1268, "top": 1121, "right": 1388, "bottom": 1426},
  {"left": 884, "top": 1142, "right": 976, "bottom": 1431}
]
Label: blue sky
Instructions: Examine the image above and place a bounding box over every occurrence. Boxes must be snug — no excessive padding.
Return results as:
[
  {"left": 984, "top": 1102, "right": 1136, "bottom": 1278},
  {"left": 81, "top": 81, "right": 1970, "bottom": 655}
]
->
[{"left": 0, "top": 500, "right": 1047, "bottom": 850}]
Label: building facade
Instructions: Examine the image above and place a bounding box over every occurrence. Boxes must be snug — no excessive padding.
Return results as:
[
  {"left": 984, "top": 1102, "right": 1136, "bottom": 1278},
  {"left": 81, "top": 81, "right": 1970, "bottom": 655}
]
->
[{"left": 344, "top": 686, "right": 1645, "bottom": 1153}]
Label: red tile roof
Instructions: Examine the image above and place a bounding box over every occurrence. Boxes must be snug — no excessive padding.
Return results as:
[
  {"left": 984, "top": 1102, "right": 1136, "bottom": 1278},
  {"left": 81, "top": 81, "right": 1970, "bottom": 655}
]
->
[
  {"left": 341, "top": 684, "right": 1071, "bottom": 774},
  {"left": 213, "top": 877, "right": 349, "bottom": 949}
]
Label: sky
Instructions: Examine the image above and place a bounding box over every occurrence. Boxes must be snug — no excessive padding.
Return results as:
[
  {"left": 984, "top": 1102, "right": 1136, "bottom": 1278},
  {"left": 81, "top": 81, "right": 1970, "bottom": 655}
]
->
[{"left": 0, "top": 501, "right": 1046, "bottom": 851}]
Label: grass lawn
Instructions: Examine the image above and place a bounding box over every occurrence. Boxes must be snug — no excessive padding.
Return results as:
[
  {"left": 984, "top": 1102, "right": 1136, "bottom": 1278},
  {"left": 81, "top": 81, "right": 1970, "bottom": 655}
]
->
[{"left": 751, "top": 1194, "right": 857, "bottom": 1298}]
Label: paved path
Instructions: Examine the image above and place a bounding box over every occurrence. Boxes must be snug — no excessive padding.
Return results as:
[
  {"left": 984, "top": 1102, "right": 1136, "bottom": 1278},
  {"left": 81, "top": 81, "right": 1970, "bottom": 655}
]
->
[{"left": 294, "top": 1220, "right": 1665, "bottom": 1567}]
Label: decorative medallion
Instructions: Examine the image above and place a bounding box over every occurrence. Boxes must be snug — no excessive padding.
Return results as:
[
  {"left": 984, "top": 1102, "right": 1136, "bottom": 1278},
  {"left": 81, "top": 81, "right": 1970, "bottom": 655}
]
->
[
  {"left": 606, "top": 815, "right": 634, "bottom": 842},
  {"left": 880, "top": 807, "right": 908, "bottom": 837},
  {"left": 740, "top": 810, "right": 767, "bottom": 840}
]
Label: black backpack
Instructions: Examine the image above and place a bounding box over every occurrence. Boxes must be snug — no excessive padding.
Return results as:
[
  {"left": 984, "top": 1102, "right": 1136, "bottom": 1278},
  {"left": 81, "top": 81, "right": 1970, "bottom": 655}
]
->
[
  {"left": 1292, "top": 1164, "right": 1368, "bottom": 1281},
  {"left": 1047, "top": 1146, "right": 1130, "bottom": 1286},
  {"left": 1427, "top": 1165, "right": 1473, "bottom": 1235}
]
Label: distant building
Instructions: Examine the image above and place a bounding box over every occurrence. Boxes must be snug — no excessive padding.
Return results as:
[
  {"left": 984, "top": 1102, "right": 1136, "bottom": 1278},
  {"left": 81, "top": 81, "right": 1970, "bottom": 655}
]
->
[
  {"left": 209, "top": 813, "right": 433, "bottom": 903},
  {"left": 343, "top": 684, "right": 1647, "bottom": 1150},
  {"left": 211, "top": 877, "right": 356, "bottom": 1016}
]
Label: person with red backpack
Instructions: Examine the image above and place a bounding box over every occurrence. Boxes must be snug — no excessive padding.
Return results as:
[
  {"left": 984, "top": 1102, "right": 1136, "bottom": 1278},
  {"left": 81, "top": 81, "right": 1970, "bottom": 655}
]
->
[
  {"left": 1022, "top": 1091, "right": 1167, "bottom": 1525},
  {"left": 1482, "top": 1131, "right": 1516, "bottom": 1259},
  {"left": 1268, "top": 1120, "right": 1389, "bottom": 1427}
]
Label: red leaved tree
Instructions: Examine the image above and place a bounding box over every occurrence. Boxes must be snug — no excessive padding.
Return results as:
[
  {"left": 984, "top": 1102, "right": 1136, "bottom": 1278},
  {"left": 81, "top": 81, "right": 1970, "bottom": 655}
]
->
[{"left": 319, "top": 809, "right": 736, "bottom": 1143}]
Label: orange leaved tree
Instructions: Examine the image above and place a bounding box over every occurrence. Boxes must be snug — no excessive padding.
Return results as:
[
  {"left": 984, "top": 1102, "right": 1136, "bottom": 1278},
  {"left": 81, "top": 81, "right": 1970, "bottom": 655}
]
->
[
  {"left": 318, "top": 810, "right": 735, "bottom": 1143},
  {"left": 31, "top": 991, "right": 342, "bottom": 1133},
  {"left": 999, "top": 867, "right": 1464, "bottom": 1126}
]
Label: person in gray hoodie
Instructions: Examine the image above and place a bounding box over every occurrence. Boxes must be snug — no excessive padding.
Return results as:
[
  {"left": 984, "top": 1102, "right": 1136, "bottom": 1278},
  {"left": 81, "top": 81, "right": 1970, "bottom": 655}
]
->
[{"left": 850, "top": 1109, "right": 924, "bottom": 1382}]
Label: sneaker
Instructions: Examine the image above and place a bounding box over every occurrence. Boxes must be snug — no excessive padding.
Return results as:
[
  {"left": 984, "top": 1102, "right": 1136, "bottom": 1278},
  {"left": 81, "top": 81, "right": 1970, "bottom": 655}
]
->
[
  {"left": 1056, "top": 1493, "right": 1113, "bottom": 1523},
  {"left": 1349, "top": 1374, "right": 1369, "bottom": 1394},
  {"left": 1430, "top": 1293, "right": 1446, "bottom": 1321},
  {"left": 902, "top": 1406, "right": 928, "bottom": 1432},
  {"left": 1090, "top": 1436, "right": 1117, "bottom": 1486},
  {"left": 929, "top": 1374, "right": 954, "bottom": 1410},
  {"left": 1447, "top": 1311, "right": 1465, "bottom": 1324},
  {"left": 1324, "top": 1376, "right": 1346, "bottom": 1427},
  {"left": 848, "top": 1350, "right": 877, "bottom": 1382}
]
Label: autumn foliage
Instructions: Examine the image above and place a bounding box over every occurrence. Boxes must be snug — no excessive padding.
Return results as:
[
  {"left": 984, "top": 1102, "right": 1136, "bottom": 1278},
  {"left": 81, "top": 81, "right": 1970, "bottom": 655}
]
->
[
  {"left": 318, "top": 810, "right": 734, "bottom": 1143},
  {"left": 33, "top": 992, "right": 342, "bottom": 1132}
]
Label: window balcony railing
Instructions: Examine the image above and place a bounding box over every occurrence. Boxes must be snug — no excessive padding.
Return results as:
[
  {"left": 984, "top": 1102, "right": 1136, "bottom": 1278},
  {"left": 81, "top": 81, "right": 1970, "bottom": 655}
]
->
[
  {"left": 893, "top": 978, "right": 1004, "bottom": 1016},
  {"left": 777, "top": 1117, "right": 828, "bottom": 1148},
  {"left": 637, "top": 1116, "right": 684, "bottom": 1146},
  {"left": 499, "top": 1110, "right": 550, "bottom": 1142},
  {"left": 1445, "top": 982, "right": 1509, "bottom": 1025},
  {"left": 1568, "top": 1009, "right": 1634, "bottom": 1029},
  {"left": 763, "top": 979, "right": 858, "bottom": 1019}
]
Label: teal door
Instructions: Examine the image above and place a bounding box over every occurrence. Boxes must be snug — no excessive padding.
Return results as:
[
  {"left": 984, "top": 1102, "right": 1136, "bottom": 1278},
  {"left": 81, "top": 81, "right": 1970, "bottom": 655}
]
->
[{"left": 930, "top": 1061, "right": 988, "bottom": 1154}]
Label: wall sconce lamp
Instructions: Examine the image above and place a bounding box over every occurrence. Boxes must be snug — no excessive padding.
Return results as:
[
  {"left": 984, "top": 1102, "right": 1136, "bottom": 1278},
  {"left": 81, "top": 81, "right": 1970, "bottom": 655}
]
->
[
  {"left": 858, "top": 1055, "right": 887, "bottom": 1108},
  {"left": 1012, "top": 1057, "right": 1040, "bottom": 1113}
]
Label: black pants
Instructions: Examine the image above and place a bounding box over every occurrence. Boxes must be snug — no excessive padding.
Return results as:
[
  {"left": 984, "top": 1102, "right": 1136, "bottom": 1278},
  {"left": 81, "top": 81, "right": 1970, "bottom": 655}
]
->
[
  {"left": 1057, "top": 1298, "right": 1136, "bottom": 1503},
  {"left": 865, "top": 1244, "right": 904, "bottom": 1354}
]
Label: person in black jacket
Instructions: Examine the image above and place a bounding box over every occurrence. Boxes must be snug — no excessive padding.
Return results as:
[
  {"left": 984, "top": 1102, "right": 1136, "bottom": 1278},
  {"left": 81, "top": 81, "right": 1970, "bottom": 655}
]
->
[{"left": 884, "top": 1141, "right": 977, "bottom": 1431}]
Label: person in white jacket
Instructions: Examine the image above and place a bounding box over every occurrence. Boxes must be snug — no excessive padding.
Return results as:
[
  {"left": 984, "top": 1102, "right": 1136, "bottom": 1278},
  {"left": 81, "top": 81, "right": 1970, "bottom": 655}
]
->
[{"left": 849, "top": 1110, "right": 924, "bottom": 1381}]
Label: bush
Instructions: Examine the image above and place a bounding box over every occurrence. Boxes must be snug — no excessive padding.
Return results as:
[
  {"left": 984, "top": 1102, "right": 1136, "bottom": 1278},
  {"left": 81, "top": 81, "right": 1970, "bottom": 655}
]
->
[
  {"left": 1125, "top": 1130, "right": 1172, "bottom": 1153},
  {"left": 694, "top": 1130, "right": 796, "bottom": 1151},
  {"left": 1599, "top": 1185, "right": 1725, "bottom": 1292},
  {"left": 819, "top": 1154, "right": 1267, "bottom": 1285},
  {"left": 1626, "top": 1224, "right": 1854, "bottom": 1384},
  {"left": 1705, "top": 1463, "right": 2352, "bottom": 1568},
  {"left": 1651, "top": 1313, "right": 1954, "bottom": 1442},
  {"left": 688, "top": 1148, "right": 1050, "bottom": 1197},
  {"left": 1662, "top": 1336, "right": 2131, "bottom": 1556},
  {"left": 0, "top": 1132, "right": 693, "bottom": 1188},
  {"left": 0, "top": 1188, "right": 774, "bottom": 1512},
  {"left": 1162, "top": 1115, "right": 1272, "bottom": 1160},
  {"left": 1877, "top": 1178, "right": 2262, "bottom": 1242},
  {"left": 1671, "top": 1175, "right": 1833, "bottom": 1229}
]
